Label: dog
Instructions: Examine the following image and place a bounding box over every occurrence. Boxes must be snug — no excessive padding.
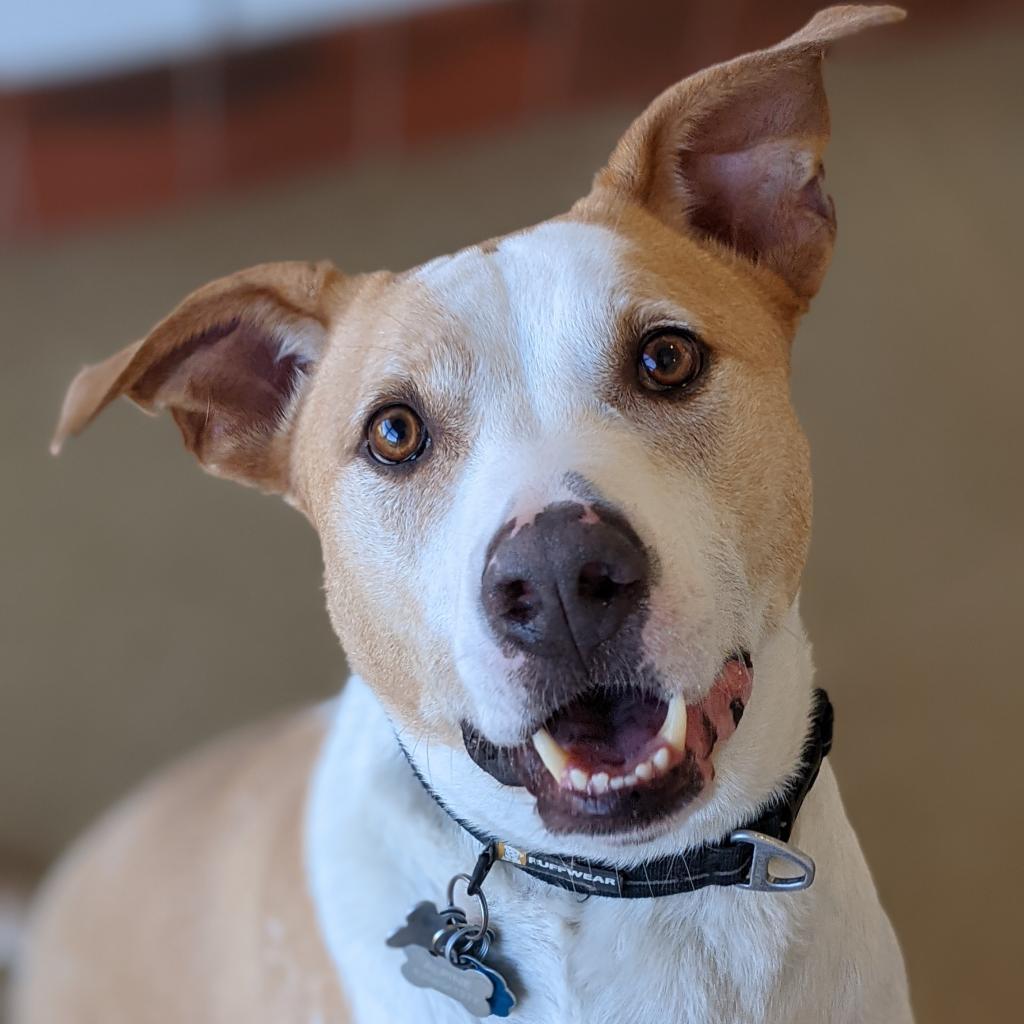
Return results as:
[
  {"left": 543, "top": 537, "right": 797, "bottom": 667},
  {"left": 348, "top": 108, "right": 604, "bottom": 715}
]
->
[{"left": 13, "top": 6, "right": 913, "bottom": 1022}]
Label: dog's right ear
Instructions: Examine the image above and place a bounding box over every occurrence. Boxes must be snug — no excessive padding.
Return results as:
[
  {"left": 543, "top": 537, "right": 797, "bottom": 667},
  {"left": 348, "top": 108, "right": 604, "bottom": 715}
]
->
[{"left": 51, "top": 260, "right": 346, "bottom": 497}]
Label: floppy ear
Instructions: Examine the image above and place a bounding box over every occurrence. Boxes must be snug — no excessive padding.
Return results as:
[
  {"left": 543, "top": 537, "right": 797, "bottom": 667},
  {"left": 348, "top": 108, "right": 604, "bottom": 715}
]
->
[
  {"left": 595, "top": 4, "right": 905, "bottom": 304},
  {"left": 51, "top": 260, "right": 344, "bottom": 495}
]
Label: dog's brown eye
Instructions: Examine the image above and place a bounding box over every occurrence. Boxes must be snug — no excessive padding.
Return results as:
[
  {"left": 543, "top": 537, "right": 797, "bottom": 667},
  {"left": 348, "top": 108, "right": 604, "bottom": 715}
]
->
[
  {"left": 638, "top": 330, "right": 704, "bottom": 391},
  {"left": 366, "top": 405, "right": 428, "bottom": 465}
]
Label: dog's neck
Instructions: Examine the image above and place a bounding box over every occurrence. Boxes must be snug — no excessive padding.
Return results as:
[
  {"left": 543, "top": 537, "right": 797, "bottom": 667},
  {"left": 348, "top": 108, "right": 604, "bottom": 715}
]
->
[{"left": 304, "top": 603, "right": 865, "bottom": 1023}]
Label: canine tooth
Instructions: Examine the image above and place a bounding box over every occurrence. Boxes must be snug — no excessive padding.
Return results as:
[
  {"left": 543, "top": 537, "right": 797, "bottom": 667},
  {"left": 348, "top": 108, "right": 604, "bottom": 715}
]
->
[
  {"left": 609, "top": 776, "right": 625, "bottom": 790},
  {"left": 570, "top": 768, "right": 589, "bottom": 791},
  {"left": 635, "top": 760, "right": 654, "bottom": 781},
  {"left": 658, "top": 696, "right": 689, "bottom": 750},
  {"left": 653, "top": 746, "right": 671, "bottom": 772},
  {"left": 590, "top": 773, "right": 609, "bottom": 794},
  {"left": 532, "top": 728, "right": 568, "bottom": 781}
]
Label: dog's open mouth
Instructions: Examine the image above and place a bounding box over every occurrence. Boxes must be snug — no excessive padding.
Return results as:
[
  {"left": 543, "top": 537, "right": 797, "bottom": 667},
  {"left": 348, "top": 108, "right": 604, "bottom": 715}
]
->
[{"left": 462, "top": 655, "right": 753, "bottom": 834}]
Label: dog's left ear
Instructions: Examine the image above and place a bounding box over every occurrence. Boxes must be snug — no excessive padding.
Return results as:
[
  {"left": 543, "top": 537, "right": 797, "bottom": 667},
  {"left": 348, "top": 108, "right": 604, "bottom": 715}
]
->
[
  {"left": 595, "top": 4, "right": 905, "bottom": 305},
  {"left": 51, "top": 260, "right": 345, "bottom": 496}
]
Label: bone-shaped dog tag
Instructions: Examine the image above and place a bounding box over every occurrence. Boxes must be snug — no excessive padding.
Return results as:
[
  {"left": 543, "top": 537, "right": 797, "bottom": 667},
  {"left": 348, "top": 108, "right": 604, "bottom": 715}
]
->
[
  {"left": 400, "top": 945, "right": 495, "bottom": 1017},
  {"left": 386, "top": 901, "right": 459, "bottom": 950}
]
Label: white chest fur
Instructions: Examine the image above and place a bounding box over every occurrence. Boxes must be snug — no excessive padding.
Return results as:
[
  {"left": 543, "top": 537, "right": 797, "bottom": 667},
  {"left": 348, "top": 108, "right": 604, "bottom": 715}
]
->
[{"left": 306, "top": 678, "right": 912, "bottom": 1024}]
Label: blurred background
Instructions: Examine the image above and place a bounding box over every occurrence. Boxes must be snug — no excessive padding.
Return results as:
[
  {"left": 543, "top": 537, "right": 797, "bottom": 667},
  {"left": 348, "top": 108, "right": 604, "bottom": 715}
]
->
[{"left": 1, "top": 1, "right": 1022, "bottom": 1020}]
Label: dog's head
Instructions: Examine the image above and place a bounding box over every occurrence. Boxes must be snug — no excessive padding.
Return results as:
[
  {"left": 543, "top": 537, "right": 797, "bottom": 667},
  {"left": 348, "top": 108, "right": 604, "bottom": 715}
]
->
[{"left": 53, "top": 7, "right": 902, "bottom": 854}]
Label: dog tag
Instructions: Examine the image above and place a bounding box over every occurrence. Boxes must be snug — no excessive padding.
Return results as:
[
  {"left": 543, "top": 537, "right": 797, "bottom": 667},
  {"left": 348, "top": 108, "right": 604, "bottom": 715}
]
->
[
  {"left": 386, "top": 901, "right": 460, "bottom": 950},
  {"left": 400, "top": 945, "right": 495, "bottom": 1017},
  {"left": 464, "top": 956, "right": 517, "bottom": 1018}
]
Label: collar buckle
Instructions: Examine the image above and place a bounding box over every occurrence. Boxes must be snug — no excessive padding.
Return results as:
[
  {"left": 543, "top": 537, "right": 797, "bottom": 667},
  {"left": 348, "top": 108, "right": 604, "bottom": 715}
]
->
[{"left": 730, "top": 829, "right": 816, "bottom": 893}]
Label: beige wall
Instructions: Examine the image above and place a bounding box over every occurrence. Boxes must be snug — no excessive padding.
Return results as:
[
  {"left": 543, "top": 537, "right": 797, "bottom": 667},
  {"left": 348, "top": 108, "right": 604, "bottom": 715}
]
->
[{"left": 2, "top": 27, "right": 1021, "bottom": 1022}]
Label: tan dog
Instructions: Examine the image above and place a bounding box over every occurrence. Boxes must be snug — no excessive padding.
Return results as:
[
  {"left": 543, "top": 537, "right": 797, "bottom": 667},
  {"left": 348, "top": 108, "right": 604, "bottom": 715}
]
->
[{"left": 14, "top": 7, "right": 913, "bottom": 1022}]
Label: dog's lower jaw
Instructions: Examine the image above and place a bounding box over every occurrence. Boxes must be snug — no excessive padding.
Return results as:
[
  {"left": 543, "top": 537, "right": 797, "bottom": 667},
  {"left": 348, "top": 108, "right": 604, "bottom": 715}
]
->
[{"left": 305, "top": 606, "right": 914, "bottom": 1023}]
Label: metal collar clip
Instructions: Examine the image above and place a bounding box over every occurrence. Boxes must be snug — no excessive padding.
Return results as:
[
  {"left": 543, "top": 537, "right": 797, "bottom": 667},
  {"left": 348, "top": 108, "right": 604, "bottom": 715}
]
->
[{"left": 730, "top": 829, "right": 816, "bottom": 893}]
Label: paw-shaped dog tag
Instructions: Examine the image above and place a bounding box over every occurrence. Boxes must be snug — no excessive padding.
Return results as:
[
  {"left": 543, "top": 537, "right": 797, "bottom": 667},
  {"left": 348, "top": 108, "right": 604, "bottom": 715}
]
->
[{"left": 400, "top": 945, "right": 495, "bottom": 1017}]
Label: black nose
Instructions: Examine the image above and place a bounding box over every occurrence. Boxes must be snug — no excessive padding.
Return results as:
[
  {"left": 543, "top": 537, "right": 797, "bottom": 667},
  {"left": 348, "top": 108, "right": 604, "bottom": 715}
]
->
[{"left": 481, "top": 502, "right": 648, "bottom": 664}]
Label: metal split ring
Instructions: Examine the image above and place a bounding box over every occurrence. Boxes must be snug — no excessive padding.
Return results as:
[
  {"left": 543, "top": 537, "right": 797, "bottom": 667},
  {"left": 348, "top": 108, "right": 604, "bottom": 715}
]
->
[
  {"left": 445, "top": 872, "right": 490, "bottom": 942},
  {"left": 436, "top": 904, "right": 468, "bottom": 924},
  {"left": 443, "top": 922, "right": 493, "bottom": 965}
]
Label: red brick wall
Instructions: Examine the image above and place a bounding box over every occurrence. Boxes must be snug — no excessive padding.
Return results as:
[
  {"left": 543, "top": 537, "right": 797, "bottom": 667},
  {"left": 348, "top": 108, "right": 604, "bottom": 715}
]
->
[{"left": 1, "top": 0, "right": 1017, "bottom": 240}]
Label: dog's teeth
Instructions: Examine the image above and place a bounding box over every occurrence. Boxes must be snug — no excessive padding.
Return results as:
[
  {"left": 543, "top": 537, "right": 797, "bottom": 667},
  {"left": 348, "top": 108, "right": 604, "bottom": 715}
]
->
[
  {"left": 590, "top": 772, "right": 610, "bottom": 795},
  {"left": 569, "top": 768, "right": 589, "bottom": 792},
  {"left": 531, "top": 728, "right": 568, "bottom": 782},
  {"left": 635, "top": 760, "right": 654, "bottom": 781},
  {"left": 653, "top": 746, "right": 671, "bottom": 772},
  {"left": 609, "top": 775, "right": 625, "bottom": 790},
  {"left": 658, "top": 696, "right": 689, "bottom": 751},
  {"left": 623, "top": 773, "right": 638, "bottom": 787}
]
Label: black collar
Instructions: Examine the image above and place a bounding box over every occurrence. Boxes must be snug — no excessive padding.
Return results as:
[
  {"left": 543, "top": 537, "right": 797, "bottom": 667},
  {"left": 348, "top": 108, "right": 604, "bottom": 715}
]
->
[{"left": 400, "top": 689, "right": 834, "bottom": 899}]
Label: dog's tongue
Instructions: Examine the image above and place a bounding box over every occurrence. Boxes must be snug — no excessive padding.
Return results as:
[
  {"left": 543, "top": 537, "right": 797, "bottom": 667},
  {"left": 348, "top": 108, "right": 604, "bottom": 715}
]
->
[{"left": 546, "top": 690, "right": 666, "bottom": 771}]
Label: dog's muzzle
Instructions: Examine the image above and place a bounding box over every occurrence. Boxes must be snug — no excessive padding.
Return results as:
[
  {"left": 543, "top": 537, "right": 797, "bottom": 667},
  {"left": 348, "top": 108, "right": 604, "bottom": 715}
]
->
[{"left": 467, "top": 499, "right": 753, "bottom": 835}]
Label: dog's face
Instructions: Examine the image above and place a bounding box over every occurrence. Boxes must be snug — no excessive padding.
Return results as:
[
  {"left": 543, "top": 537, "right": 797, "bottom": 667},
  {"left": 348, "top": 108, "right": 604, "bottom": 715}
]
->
[
  {"left": 303, "top": 206, "right": 810, "bottom": 843},
  {"left": 54, "top": 7, "right": 902, "bottom": 851}
]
